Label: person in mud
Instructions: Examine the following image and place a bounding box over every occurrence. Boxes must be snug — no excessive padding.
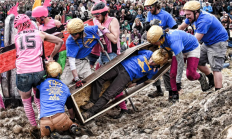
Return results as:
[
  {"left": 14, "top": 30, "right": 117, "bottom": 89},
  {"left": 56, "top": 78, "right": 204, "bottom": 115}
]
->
[
  {"left": 178, "top": 1, "right": 228, "bottom": 91},
  {"left": 60, "top": 18, "right": 99, "bottom": 87},
  {"left": 147, "top": 25, "right": 209, "bottom": 102},
  {"left": 13, "top": 14, "right": 63, "bottom": 128},
  {"left": 37, "top": 62, "right": 81, "bottom": 138},
  {"left": 86, "top": 2, "right": 131, "bottom": 119},
  {"left": 144, "top": 0, "right": 177, "bottom": 99},
  {"left": 32, "top": 6, "right": 62, "bottom": 61},
  {"left": 81, "top": 49, "right": 159, "bottom": 119}
]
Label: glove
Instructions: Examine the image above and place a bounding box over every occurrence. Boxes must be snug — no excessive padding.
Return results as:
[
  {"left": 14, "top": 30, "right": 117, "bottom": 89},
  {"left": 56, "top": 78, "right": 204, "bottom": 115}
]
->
[
  {"left": 176, "top": 82, "right": 181, "bottom": 91},
  {"left": 72, "top": 78, "right": 86, "bottom": 88},
  {"left": 150, "top": 19, "right": 161, "bottom": 26}
]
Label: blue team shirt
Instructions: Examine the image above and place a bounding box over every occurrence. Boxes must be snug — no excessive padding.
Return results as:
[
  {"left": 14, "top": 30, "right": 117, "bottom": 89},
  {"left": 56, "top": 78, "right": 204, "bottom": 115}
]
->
[
  {"left": 121, "top": 50, "right": 158, "bottom": 81},
  {"left": 161, "top": 30, "right": 199, "bottom": 55},
  {"left": 146, "top": 9, "right": 177, "bottom": 30},
  {"left": 185, "top": 11, "right": 228, "bottom": 46},
  {"left": 66, "top": 25, "right": 99, "bottom": 59},
  {"left": 37, "top": 78, "right": 71, "bottom": 119}
]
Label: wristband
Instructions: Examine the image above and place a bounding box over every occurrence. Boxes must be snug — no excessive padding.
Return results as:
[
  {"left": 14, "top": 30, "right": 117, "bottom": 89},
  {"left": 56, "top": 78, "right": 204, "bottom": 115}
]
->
[{"left": 101, "top": 27, "right": 110, "bottom": 35}]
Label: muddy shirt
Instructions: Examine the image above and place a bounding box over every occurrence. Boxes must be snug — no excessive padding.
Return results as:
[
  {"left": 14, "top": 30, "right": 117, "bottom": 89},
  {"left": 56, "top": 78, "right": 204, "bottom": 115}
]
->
[
  {"left": 66, "top": 25, "right": 99, "bottom": 59},
  {"left": 121, "top": 50, "right": 158, "bottom": 81},
  {"left": 37, "top": 78, "right": 71, "bottom": 119}
]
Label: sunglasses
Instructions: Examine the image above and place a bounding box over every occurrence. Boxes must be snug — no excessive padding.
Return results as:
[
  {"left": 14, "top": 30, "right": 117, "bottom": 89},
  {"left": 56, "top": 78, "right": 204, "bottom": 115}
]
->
[
  {"left": 71, "top": 32, "right": 79, "bottom": 36},
  {"left": 93, "top": 13, "right": 101, "bottom": 18},
  {"left": 36, "top": 16, "right": 45, "bottom": 21}
]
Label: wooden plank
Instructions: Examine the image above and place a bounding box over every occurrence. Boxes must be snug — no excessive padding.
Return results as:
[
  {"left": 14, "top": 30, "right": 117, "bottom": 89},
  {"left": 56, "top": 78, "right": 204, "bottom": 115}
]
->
[{"left": 69, "top": 42, "right": 152, "bottom": 94}]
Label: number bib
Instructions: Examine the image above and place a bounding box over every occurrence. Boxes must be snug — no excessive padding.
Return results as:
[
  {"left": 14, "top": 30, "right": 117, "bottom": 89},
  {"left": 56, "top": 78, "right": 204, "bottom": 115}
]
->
[{"left": 15, "top": 29, "right": 44, "bottom": 74}]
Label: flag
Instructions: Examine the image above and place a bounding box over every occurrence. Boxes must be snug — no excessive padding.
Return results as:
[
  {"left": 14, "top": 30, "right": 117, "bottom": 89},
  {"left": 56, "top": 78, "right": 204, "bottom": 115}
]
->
[
  {"left": 32, "top": 0, "right": 41, "bottom": 10},
  {"left": 8, "top": 3, "right": 18, "bottom": 16},
  {"left": 43, "top": 0, "right": 51, "bottom": 7}
]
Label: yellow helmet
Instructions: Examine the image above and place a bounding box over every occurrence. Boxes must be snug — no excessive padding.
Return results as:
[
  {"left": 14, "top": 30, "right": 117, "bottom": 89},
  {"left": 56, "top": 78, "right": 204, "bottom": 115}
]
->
[
  {"left": 46, "top": 62, "right": 62, "bottom": 77},
  {"left": 147, "top": 25, "right": 163, "bottom": 44},
  {"left": 67, "top": 18, "right": 84, "bottom": 34},
  {"left": 144, "top": 0, "right": 159, "bottom": 6},
  {"left": 152, "top": 49, "right": 169, "bottom": 65},
  {"left": 183, "top": 1, "right": 201, "bottom": 11}
]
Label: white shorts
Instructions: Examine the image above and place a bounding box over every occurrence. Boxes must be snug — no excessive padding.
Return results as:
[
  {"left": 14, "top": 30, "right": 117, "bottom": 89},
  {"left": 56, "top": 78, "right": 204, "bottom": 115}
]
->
[{"left": 183, "top": 44, "right": 201, "bottom": 58}]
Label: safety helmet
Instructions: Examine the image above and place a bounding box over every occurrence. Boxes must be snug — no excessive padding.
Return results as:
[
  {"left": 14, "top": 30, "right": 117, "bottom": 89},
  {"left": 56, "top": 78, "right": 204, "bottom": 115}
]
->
[
  {"left": 32, "top": 6, "right": 48, "bottom": 18},
  {"left": 91, "top": 2, "right": 109, "bottom": 15},
  {"left": 152, "top": 49, "right": 169, "bottom": 66},
  {"left": 67, "top": 18, "right": 84, "bottom": 34},
  {"left": 46, "top": 62, "right": 62, "bottom": 77},
  {"left": 147, "top": 25, "right": 163, "bottom": 44},
  {"left": 14, "top": 14, "right": 31, "bottom": 28},
  {"left": 144, "top": 0, "right": 159, "bottom": 6},
  {"left": 183, "top": 1, "right": 201, "bottom": 11}
]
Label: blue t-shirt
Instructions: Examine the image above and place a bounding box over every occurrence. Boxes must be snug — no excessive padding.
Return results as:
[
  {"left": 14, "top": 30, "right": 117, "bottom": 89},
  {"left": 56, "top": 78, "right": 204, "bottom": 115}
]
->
[
  {"left": 66, "top": 25, "right": 99, "bottom": 59},
  {"left": 161, "top": 30, "right": 199, "bottom": 55},
  {"left": 37, "top": 78, "right": 71, "bottom": 119},
  {"left": 1, "top": 35, "right": 4, "bottom": 47},
  {"left": 121, "top": 50, "right": 158, "bottom": 81},
  {"left": 146, "top": 9, "right": 177, "bottom": 30},
  {"left": 185, "top": 11, "right": 228, "bottom": 46}
]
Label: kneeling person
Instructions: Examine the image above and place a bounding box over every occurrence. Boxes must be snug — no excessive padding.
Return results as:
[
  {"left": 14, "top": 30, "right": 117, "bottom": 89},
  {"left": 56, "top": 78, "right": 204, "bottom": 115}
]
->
[
  {"left": 82, "top": 50, "right": 158, "bottom": 119},
  {"left": 37, "top": 62, "right": 81, "bottom": 138}
]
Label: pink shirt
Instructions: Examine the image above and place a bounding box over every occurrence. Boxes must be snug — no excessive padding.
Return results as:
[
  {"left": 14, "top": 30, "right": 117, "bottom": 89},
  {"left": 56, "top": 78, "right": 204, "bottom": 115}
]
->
[
  {"left": 15, "top": 29, "right": 44, "bottom": 74},
  {"left": 39, "top": 18, "right": 56, "bottom": 31}
]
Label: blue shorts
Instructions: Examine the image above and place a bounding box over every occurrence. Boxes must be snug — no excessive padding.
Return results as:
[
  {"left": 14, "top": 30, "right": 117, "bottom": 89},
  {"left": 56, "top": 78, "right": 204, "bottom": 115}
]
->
[
  {"left": 98, "top": 52, "right": 117, "bottom": 65},
  {"left": 16, "top": 70, "right": 45, "bottom": 92},
  {"left": 87, "top": 53, "right": 99, "bottom": 66}
]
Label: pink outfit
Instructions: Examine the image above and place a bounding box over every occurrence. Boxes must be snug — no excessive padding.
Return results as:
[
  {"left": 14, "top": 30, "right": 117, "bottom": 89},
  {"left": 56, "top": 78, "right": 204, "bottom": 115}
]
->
[
  {"left": 33, "top": 88, "right": 40, "bottom": 116},
  {"left": 170, "top": 56, "right": 200, "bottom": 91},
  {"left": 0, "top": 94, "right": 5, "bottom": 109},
  {"left": 15, "top": 29, "right": 44, "bottom": 74},
  {"left": 39, "top": 19, "right": 56, "bottom": 31},
  {"left": 93, "top": 17, "right": 121, "bottom": 55},
  {"left": 22, "top": 97, "right": 37, "bottom": 126}
]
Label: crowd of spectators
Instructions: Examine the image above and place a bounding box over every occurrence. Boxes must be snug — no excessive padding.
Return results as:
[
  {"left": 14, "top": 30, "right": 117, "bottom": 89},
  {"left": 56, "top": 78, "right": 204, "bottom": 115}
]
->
[{"left": 0, "top": 0, "right": 232, "bottom": 50}]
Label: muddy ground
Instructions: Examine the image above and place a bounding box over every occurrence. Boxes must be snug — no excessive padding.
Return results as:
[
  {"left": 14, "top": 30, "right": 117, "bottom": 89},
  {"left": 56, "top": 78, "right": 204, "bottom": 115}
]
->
[{"left": 1, "top": 68, "right": 232, "bottom": 139}]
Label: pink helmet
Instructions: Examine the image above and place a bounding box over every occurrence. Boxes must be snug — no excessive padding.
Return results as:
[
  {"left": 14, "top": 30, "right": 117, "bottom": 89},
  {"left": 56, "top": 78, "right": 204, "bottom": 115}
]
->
[
  {"left": 32, "top": 6, "right": 48, "bottom": 18},
  {"left": 14, "top": 14, "right": 31, "bottom": 28}
]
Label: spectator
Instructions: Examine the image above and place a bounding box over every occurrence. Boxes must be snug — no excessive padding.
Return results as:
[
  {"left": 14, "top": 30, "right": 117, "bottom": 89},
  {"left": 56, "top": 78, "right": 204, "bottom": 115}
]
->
[
  {"left": 79, "top": 3, "right": 86, "bottom": 13},
  {"left": 51, "top": 4, "right": 60, "bottom": 19},
  {"left": 228, "top": 2, "right": 232, "bottom": 12},
  {"left": 129, "top": 37, "right": 139, "bottom": 48},
  {"left": 123, "top": 29, "right": 131, "bottom": 44},
  {"left": 131, "top": 28, "right": 141, "bottom": 44},
  {"left": 120, "top": 34, "right": 129, "bottom": 52},
  {"left": 122, "top": 20, "right": 131, "bottom": 31},
  {"left": 82, "top": 10, "right": 90, "bottom": 22},
  {"left": 125, "top": 10, "right": 133, "bottom": 26},
  {"left": 186, "top": 26, "right": 194, "bottom": 35},
  {"left": 129, "top": 6, "right": 134, "bottom": 14},
  {"left": 132, "top": 18, "right": 143, "bottom": 34},
  {"left": 136, "top": 10, "right": 145, "bottom": 23},
  {"left": 222, "top": 3, "right": 228, "bottom": 14},
  {"left": 55, "top": 15, "right": 62, "bottom": 22},
  {"left": 203, "top": 2, "right": 213, "bottom": 13}
]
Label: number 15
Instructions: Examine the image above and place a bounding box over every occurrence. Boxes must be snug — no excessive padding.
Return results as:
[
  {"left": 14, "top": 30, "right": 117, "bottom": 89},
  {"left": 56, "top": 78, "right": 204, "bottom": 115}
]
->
[{"left": 20, "top": 35, "right": 36, "bottom": 50}]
